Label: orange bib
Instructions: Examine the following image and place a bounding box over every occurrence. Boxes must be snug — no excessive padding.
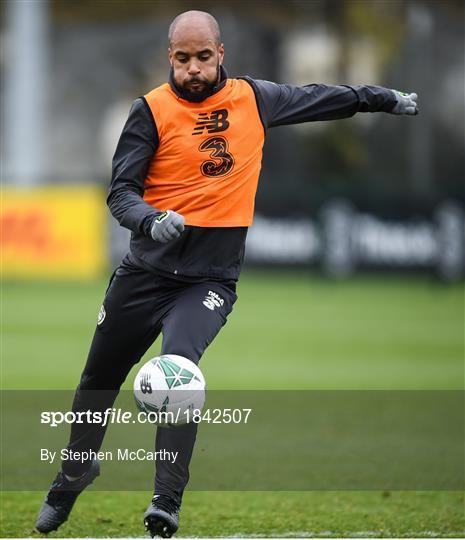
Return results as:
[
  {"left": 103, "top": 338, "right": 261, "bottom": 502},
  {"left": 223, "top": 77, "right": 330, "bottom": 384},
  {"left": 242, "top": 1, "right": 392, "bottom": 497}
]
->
[{"left": 143, "top": 79, "right": 265, "bottom": 227}]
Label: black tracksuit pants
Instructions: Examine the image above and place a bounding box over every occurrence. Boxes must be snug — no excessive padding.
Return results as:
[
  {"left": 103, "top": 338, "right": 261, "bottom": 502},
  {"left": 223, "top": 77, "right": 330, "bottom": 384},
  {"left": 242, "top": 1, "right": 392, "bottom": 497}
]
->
[{"left": 62, "top": 255, "right": 237, "bottom": 504}]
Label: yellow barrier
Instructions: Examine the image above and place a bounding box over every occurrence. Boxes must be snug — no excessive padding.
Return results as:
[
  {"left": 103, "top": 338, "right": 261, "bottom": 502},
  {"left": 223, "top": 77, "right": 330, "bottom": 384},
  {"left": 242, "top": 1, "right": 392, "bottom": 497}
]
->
[{"left": 1, "top": 186, "right": 107, "bottom": 279}]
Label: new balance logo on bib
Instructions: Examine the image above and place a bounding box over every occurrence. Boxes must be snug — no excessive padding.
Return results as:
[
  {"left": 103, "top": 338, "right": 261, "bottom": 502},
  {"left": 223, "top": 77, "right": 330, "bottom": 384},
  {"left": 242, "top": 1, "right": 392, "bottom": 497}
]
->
[{"left": 192, "top": 109, "right": 230, "bottom": 135}]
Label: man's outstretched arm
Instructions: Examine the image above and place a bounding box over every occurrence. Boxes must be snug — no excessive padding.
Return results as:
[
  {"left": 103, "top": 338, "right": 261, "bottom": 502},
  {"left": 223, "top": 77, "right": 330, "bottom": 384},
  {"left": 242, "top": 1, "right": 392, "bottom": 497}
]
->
[{"left": 243, "top": 78, "right": 418, "bottom": 128}]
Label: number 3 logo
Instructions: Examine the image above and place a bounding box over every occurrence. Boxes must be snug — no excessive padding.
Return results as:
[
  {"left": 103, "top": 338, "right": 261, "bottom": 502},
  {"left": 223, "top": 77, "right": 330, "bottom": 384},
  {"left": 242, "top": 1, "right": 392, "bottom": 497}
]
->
[{"left": 199, "top": 137, "right": 235, "bottom": 177}]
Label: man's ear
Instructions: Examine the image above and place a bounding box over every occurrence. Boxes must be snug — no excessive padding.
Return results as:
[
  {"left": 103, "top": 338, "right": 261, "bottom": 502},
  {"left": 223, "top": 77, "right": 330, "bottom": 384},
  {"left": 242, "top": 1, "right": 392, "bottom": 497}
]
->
[
  {"left": 168, "top": 48, "right": 173, "bottom": 66},
  {"left": 218, "top": 43, "right": 224, "bottom": 65}
]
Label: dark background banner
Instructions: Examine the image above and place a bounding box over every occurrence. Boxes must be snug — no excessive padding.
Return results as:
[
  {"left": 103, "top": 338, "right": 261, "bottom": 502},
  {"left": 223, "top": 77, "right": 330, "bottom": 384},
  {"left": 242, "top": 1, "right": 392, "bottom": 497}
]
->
[{"left": 2, "top": 390, "right": 462, "bottom": 491}]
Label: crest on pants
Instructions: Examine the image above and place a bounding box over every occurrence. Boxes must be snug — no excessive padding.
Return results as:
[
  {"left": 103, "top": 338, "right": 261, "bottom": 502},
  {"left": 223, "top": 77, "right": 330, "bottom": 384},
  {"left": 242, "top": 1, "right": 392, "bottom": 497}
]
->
[{"left": 97, "top": 305, "right": 106, "bottom": 325}]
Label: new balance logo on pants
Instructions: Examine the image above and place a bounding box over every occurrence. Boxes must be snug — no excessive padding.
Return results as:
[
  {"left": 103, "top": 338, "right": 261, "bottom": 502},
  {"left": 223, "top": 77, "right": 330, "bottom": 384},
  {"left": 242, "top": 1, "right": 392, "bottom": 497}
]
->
[{"left": 202, "top": 291, "right": 224, "bottom": 311}]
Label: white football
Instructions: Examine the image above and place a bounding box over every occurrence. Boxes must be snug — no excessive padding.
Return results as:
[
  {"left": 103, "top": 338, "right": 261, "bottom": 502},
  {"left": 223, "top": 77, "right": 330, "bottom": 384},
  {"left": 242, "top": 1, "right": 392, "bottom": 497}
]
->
[{"left": 133, "top": 354, "right": 205, "bottom": 426}]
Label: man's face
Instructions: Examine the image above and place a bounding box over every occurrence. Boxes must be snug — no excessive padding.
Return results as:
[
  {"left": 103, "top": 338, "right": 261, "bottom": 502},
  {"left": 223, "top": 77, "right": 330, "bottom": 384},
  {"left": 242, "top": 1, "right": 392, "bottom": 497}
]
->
[{"left": 169, "top": 31, "right": 224, "bottom": 98}]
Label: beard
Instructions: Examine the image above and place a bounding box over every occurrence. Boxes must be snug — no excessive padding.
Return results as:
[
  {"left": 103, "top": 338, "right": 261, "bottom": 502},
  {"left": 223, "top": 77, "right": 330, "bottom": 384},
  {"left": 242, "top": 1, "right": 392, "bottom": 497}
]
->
[{"left": 175, "top": 63, "right": 220, "bottom": 103}]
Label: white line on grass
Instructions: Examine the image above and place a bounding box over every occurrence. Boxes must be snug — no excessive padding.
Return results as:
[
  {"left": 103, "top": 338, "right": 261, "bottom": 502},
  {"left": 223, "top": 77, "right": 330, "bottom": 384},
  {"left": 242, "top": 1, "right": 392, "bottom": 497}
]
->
[{"left": 32, "top": 532, "right": 462, "bottom": 539}]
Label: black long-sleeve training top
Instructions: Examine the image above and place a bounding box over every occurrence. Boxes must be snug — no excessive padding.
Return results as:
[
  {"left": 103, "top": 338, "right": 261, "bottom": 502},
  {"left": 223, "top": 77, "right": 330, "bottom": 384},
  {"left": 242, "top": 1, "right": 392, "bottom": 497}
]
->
[{"left": 107, "top": 68, "right": 397, "bottom": 282}]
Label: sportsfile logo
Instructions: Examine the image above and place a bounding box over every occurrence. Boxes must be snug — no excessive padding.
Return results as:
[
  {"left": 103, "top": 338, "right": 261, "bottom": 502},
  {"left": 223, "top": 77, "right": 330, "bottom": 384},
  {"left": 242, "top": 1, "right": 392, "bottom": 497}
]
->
[
  {"left": 192, "top": 109, "right": 229, "bottom": 135},
  {"left": 202, "top": 290, "right": 224, "bottom": 311}
]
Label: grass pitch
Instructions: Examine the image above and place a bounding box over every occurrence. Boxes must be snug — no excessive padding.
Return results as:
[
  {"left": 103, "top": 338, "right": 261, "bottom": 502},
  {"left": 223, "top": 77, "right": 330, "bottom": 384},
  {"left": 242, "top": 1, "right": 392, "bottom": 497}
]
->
[
  {"left": 1, "top": 271, "right": 464, "bottom": 537},
  {"left": 2, "top": 491, "right": 464, "bottom": 538}
]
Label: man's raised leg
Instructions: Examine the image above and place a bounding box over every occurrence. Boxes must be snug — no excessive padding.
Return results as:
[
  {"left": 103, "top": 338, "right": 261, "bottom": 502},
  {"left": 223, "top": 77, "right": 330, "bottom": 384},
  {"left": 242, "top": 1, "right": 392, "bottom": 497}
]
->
[{"left": 144, "top": 280, "right": 237, "bottom": 538}]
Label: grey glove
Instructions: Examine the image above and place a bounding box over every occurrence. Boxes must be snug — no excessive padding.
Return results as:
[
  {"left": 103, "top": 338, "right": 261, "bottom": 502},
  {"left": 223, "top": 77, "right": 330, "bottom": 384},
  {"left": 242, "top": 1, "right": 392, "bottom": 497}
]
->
[
  {"left": 150, "top": 210, "right": 185, "bottom": 243},
  {"left": 390, "top": 90, "right": 419, "bottom": 115}
]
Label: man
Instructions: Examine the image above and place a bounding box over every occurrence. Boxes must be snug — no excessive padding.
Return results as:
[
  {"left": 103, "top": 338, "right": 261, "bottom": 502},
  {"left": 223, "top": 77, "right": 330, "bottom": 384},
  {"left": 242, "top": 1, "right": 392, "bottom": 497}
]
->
[{"left": 36, "top": 9, "right": 418, "bottom": 539}]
